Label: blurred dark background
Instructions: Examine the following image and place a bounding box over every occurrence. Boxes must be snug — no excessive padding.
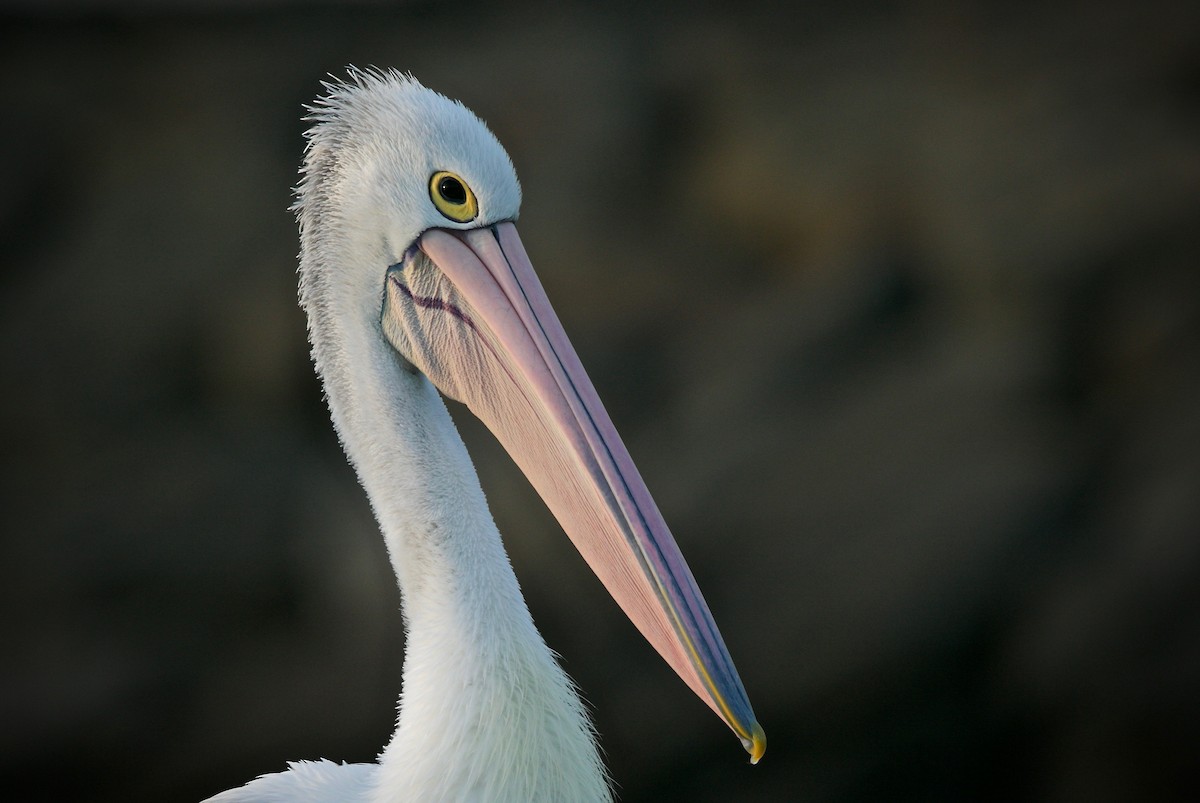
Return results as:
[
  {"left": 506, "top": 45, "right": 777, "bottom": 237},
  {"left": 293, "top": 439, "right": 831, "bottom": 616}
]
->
[{"left": 2, "top": 1, "right": 1198, "bottom": 800}]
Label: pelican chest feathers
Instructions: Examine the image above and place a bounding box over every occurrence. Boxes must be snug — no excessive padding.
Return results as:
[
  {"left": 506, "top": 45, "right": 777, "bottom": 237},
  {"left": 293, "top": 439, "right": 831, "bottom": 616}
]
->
[{"left": 204, "top": 69, "right": 763, "bottom": 803}]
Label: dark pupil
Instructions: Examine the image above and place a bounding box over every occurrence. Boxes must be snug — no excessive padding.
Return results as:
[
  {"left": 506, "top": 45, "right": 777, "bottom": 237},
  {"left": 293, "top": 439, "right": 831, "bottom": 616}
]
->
[{"left": 439, "top": 177, "right": 467, "bottom": 205}]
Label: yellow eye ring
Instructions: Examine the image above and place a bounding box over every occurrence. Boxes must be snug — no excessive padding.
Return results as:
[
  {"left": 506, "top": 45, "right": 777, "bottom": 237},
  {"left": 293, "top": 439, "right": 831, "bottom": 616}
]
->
[{"left": 429, "top": 171, "right": 478, "bottom": 223}]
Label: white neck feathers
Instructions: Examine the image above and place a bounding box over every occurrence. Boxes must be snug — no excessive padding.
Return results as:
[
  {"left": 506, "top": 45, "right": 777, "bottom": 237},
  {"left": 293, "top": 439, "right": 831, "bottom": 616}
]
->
[{"left": 297, "top": 206, "right": 609, "bottom": 803}]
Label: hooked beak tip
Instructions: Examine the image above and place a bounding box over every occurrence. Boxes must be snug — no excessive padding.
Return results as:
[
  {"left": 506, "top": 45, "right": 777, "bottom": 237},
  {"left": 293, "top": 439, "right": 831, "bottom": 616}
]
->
[{"left": 743, "top": 722, "right": 766, "bottom": 765}]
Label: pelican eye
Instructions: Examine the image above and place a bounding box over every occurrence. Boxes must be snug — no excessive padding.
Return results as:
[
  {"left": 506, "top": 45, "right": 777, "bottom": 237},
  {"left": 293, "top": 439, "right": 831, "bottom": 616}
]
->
[{"left": 429, "top": 171, "right": 478, "bottom": 223}]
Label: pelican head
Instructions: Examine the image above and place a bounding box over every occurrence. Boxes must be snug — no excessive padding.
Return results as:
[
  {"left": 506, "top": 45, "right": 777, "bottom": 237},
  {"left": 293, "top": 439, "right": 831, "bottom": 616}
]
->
[
  {"left": 287, "top": 68, "right": 761, "bottom": 791},
  {"left": 299, "top": 68, "right": 762, "bottom": 762}
]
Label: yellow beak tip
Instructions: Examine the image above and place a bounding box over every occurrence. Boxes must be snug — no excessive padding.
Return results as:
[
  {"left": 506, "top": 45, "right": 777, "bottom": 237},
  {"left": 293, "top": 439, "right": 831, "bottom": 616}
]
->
[{"left": 743, "top": 722, "right": 766, "bottom": 765}]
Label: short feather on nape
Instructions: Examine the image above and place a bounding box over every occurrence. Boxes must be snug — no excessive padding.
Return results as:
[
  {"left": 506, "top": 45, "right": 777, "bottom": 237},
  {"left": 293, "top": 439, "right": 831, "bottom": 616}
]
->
[{"left": 296, "top": 69, "right": 520, "bottom": 237}]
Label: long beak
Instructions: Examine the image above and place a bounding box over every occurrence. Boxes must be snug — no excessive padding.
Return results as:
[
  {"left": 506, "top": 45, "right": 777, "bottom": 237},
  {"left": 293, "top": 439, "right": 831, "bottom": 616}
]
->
[{"left": 382, "top": 222, "right": 764, "bottom": 762}]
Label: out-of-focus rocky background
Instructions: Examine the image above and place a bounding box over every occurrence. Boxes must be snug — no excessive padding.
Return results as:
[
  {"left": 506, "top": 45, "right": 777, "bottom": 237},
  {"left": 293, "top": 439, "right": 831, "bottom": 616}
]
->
[{"left": 2, "top": 1, "right": 1198, "bottom": 800}]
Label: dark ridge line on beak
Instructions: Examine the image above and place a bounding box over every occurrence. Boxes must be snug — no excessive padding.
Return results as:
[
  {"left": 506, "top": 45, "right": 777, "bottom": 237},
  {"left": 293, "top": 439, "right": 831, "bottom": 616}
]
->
[
  {"left": 486, "top": 225, "right": 747, "bottom": 724},
  {"left": 485, "top": 224, "right": 677, "bottom": 602}
]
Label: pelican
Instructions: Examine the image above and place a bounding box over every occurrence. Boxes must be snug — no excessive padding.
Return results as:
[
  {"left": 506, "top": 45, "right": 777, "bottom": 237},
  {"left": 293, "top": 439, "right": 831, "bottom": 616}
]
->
[{"left": 205, "top": 69, "right": 763, "bottom": 802}]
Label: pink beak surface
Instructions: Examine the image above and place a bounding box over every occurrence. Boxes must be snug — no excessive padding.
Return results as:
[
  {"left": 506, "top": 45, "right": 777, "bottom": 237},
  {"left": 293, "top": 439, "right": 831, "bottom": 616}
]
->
[{"left": 382, "top": 221, "right": 764, "bottom": 762}]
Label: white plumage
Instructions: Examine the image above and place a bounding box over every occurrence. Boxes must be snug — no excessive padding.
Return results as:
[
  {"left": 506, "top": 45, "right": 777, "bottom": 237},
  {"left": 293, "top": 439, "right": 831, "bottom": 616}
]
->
[{"left": 205, "top": 69, "right": 761, "bottom": 803}]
